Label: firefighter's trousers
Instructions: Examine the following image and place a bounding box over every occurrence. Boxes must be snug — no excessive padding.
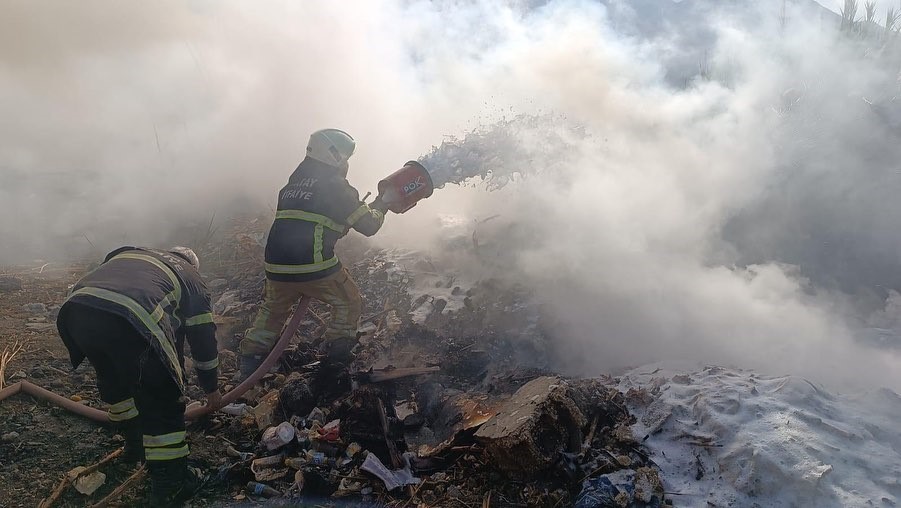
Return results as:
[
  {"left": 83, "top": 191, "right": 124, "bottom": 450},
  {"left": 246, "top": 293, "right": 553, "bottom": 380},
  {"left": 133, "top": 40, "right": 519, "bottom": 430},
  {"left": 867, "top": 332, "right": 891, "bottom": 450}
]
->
[
  {"left": 60, "top": 303, "right": 188, "bottom": 463},
  {"left": 239, "top": 267, "right": 362, "bottom": 356}
]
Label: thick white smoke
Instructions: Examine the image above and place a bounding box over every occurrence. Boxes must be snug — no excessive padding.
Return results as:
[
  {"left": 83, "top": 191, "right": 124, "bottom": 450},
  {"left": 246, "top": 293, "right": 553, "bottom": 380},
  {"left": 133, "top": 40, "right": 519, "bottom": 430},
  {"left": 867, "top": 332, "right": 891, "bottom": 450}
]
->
[{"left": 2, "top": 0, "right": 900, "bottom": 389}]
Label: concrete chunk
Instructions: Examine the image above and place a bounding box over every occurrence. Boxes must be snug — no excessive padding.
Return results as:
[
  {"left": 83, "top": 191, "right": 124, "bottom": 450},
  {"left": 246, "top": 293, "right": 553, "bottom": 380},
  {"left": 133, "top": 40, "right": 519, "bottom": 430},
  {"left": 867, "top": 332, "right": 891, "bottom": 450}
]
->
[{"left": 474, "top": 376, "right": 585, "bottom": 475}]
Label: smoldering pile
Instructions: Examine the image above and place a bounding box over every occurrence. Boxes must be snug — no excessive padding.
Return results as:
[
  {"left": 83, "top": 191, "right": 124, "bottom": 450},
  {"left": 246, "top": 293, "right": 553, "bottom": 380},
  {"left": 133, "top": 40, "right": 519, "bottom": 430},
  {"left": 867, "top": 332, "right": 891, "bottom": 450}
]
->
[
  {"left": 418, "top": 113, "right": 589, "bottom": 189},
  {"left": 183, "top": 220, "right": 668, "bottom": 507}
]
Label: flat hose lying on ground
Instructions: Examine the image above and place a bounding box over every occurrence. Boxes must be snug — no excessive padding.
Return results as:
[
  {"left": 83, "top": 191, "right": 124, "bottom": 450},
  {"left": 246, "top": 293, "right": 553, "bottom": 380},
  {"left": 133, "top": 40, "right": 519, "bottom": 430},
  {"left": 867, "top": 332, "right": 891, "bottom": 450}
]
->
[{"left": 0, "top": 296, "right": 311, "bottom": 423}]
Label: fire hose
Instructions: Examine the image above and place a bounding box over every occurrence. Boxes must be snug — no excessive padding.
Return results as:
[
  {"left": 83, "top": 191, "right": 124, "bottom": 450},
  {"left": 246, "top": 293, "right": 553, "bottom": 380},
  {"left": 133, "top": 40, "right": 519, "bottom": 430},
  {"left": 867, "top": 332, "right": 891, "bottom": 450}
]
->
[{"left": 0, "top": 296, "right": 310, "bottom": 423}]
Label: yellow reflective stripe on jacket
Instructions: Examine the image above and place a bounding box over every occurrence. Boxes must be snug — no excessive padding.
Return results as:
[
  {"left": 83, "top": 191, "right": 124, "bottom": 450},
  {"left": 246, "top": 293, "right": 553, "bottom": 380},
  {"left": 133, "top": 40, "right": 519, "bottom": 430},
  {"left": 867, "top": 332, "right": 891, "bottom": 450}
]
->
[
  {"left": 275, "top": 209, "right": 345, "bottom": 232},
  {"left": 145, "top": 445, "right": 190, "bottom": 461},
  {"left": 265, "top": 257, "right": 339, "bottom": 274},
  {"left": 313, "top": 224, "right": 324, "bottom": 263},
  {"left": 184, "top": 312, "right": 214, "bottom": 327},
  {"left": 194, "top": 357, "right": 219, "bottom": 370},
  {"left": 346, "top": 203, "right": 376, "bottom": 226},
  {"left": 150, "top": 292, "right": 179, "bottom": 323},
  {"left": 112, "top": 253, "right": 182, "bottom": 306},
  {"left": 143, "top": 431, "right": 186, "bottom": 447},
  {"left": 69, "top": 287, "right": 183, "bottom": 388}
]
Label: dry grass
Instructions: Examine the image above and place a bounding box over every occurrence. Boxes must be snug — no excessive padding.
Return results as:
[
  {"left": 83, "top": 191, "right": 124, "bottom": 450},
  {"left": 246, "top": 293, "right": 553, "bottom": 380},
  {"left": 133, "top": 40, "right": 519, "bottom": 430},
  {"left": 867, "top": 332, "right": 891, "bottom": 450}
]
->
[
  {"left": 0, "top": 339, "right": 26, "bottom": 390},
  {"left": 842, "top": 0, "right": 860, "bottom": 32},
  {"left": 865, "top": 1, "right": 878, "bottom": 25}
]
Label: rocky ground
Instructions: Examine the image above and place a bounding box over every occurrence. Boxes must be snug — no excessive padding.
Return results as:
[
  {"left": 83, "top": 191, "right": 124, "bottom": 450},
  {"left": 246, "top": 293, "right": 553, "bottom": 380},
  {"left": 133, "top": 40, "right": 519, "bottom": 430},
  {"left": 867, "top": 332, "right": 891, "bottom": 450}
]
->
[{"left": 0, "top": 220, "right": 668, "bottom": 508}]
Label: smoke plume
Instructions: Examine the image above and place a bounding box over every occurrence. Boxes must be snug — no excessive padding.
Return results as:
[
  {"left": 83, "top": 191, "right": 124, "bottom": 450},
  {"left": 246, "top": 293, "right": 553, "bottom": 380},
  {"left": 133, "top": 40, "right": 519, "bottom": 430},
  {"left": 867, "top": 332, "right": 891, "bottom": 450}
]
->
[{"left": 3, "top": 0, "right": 901, "bottom": 389}]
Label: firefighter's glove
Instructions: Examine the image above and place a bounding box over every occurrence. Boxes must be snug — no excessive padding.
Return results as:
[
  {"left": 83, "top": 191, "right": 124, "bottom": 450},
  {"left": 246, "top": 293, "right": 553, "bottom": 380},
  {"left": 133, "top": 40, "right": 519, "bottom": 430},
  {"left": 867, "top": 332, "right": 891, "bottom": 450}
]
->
[{"left": 370, "top": 196, "right": 390, "bottom": 214}]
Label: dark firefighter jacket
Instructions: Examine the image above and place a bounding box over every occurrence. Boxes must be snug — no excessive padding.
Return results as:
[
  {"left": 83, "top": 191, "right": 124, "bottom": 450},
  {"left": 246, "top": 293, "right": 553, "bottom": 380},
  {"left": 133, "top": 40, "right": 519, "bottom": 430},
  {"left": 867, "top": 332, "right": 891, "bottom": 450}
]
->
[
  {"left": 56, "top": 247, "right": 219, "bottom": 393},
  {"left": 265, "top": 157, "right": 385, "bottom": 282}
]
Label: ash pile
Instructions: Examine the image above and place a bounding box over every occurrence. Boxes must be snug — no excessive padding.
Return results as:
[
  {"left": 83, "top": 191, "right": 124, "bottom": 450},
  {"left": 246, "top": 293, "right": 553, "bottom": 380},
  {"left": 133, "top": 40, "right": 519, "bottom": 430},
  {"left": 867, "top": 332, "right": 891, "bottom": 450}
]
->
[{"left": 187, "top": 218, "right": 668, "bottom": 508}]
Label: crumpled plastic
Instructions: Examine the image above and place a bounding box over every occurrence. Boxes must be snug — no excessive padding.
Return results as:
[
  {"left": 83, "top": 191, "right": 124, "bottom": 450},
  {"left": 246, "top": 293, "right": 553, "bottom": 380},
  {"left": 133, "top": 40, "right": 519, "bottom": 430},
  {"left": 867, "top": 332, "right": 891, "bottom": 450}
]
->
[
  {"left": 360, "top": 452, "right": 419, "bottom": 491},
  {"left": 574, "top": 470, "right": 663, "bottom": 508}
]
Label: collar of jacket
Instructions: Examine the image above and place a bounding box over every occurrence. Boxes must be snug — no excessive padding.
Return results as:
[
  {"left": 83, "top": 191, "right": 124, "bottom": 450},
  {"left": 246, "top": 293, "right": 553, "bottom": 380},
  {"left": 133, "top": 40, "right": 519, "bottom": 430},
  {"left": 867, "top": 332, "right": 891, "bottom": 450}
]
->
[
  {"left": 103, "top": 246, "right": 141, "bottom": 263},
  {"left": 291, "top": 157, "right": 345, "bottom": 181}
]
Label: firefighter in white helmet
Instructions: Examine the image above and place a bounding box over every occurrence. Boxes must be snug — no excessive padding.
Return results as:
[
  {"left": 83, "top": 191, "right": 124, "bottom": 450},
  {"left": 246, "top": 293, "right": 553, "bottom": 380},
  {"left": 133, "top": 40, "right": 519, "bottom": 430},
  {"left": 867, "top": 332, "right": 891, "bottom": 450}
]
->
[
  {"left": 237, "top": 129, "right": 389, "bottom": 390},
  {"left": 56, "top": 246, "right": 221, "bottom": 504}
]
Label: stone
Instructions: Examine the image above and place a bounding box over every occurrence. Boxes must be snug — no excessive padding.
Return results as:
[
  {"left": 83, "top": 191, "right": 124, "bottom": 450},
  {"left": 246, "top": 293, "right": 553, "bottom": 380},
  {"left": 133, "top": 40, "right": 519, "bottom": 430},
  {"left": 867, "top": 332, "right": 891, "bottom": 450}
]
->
[
  {"left": 0, "top": 276, "right": 23, "bottom": 292},
  {"left": 1, "top": 431, "right": 20, "bottom": 443},
  {"left": 25, "top": 322, "right": 55, "bottom": 331},
  {"left": 21, "top": 303, "right": 47, "bottom": 314},
  {"left": 214, "top": 290, "right": 241, "bottom": 315},
  {"left": 209, "top": 278, "right": 229, "bottom": 291},
  {"left": 47, "top": 305, "right": 62, "bottom": 319}
]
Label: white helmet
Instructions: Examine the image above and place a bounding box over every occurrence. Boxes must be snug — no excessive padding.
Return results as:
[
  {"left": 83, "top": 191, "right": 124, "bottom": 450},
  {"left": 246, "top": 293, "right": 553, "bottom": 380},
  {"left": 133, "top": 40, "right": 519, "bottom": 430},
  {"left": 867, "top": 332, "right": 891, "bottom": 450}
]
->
[
  {"left": 169, "top": 246, "right": 200, "bottom": 270},
  {"left": 306, "top": 129, "right": 356, "bottom": 169}
]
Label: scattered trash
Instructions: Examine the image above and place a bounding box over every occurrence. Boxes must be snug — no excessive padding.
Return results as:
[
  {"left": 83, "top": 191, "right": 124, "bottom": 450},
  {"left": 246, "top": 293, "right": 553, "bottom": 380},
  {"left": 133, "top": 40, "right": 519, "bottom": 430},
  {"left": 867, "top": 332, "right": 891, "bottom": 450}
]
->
[
  {"left": 261, "top": 422, "right": 295, "bottom": 451},
  {"left": 344, "top": 442, "right": 362, "bottom": 461},
  {"left": 287, "top": 469, "right": 305, "bottom": 496},
  {"left": 307, "top": 407, "right": 325, "bottom": 424},
  {"left": 574, "top": 468, "right": 665, "bottom": 508},
  {"left": 361, "top": 452, "right": 420, "bottom": 491},
  {"left": 251, "top": 454, "right": 289, "bottom": 482},
  {"left": 318, "top": 419, "right": 340, "bottom": 441},
  {"left": 70, "top": 467, "right": 107, "bottom": 495},
  {"left": 254, "top": 391, "right": 280, "bottom": 430},
  {"left": 226, "top": 445, "right": 254, "bottom": 461},
  {"left": 220, "top": 403, "right": 250, "bottom": 416},
  {"left": 3, "top": 233, "right": 660, "bottom": 507},
  {"left": 246, "top": 481, "right": 282, "bottom": 498}
]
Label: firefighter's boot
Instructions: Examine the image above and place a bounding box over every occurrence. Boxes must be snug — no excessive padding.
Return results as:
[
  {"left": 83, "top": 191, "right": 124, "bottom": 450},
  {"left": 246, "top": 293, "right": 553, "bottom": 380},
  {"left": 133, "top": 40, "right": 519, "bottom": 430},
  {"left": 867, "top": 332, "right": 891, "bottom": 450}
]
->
[
  {"left": 118, "top": 419, "right": 144, "bottom": 464},
  {"left": 235, "top": 353, "right": 264, "bottom": 382},
  {"left": 312, "top": 336, "right": 356, "bottom": 400},
  {"left": 148, "top": 457, "right": 202, "bottom": 506}
]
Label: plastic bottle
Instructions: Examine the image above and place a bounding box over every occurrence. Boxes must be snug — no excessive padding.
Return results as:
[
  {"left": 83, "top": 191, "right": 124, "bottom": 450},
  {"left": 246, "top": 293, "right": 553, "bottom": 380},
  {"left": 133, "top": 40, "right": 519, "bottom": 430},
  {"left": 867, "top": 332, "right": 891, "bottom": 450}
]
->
[
  {"left": 246, "top": 482, "right": 281, "bottom": 497},
  {"left": 307, "top": 450, "right": 338, "bottom": 468}
]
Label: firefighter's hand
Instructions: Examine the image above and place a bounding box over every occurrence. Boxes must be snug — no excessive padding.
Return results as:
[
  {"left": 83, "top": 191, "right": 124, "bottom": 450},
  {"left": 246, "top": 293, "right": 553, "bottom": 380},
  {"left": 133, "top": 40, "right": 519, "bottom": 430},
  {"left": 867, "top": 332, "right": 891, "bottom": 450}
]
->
[
  {"left": 370, "top": 196, "right": 390, "bottom": 213},
  {"left": 205, "top": 389, "right": 222, "bottom": 409}
]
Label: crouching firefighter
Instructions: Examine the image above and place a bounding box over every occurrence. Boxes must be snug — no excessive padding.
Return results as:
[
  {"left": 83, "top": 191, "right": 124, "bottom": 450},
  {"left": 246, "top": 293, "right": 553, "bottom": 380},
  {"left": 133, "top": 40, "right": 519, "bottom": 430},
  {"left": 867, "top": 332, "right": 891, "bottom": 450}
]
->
[
  {"left": 237, "top": 128, "right": 388, "bottom": 388},
  {"left": 56, "top": 246, "right": 221, "bottom": 505}
]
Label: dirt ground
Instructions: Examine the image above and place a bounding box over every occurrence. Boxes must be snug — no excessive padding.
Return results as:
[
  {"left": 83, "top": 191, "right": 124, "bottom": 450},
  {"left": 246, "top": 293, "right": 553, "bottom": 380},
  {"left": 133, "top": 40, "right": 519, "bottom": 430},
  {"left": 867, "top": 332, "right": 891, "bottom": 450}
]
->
[
  {"left": 0, "top": 256, "right": 419, "bottom": 508},
  {"left": 0, "top": 265, "right": 138, "bottom": 507}
]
